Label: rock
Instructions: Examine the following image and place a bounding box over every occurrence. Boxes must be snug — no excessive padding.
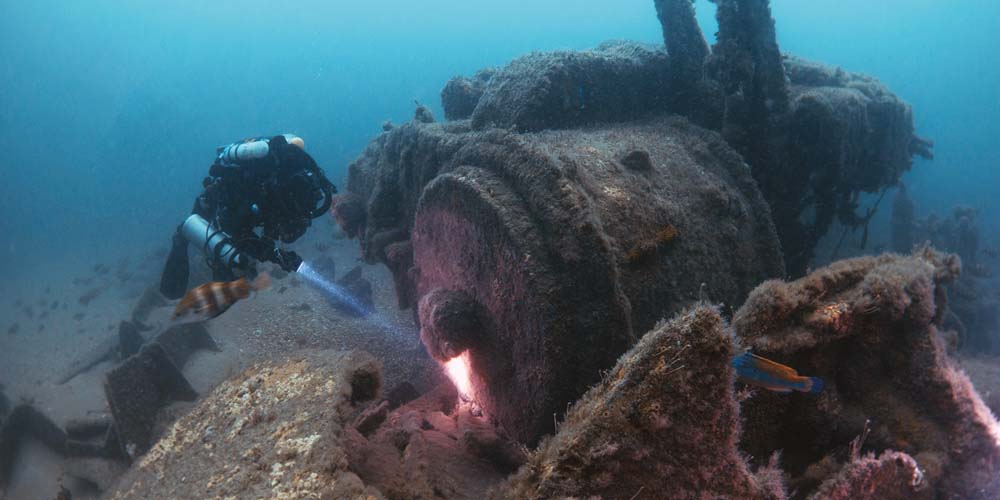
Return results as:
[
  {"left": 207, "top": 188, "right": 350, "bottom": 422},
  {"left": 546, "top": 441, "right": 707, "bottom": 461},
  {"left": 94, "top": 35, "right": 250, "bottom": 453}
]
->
[
  {"left": 808, "top": 451, "right": 930, "bottom": 500},
  {"left": 498, "top": 305, "right": 784, "bottom": 499},
  {"left": 347, "top": 384, "right": 517, "bottom": 499},
  {"left": 106, "top": 350, "right": 384, "bottom": 499},
  {"left": 288, "top": 303, "right": 313, "bottom": 313},
  {"left": 354, "top": 400, "right": 389, "bottom": 437},
  {"left": 734, "top": 248, "right": 1000, "bottom": 498},
  {"left": 385, "top": 381, "right": 420, "bottom": 410}
]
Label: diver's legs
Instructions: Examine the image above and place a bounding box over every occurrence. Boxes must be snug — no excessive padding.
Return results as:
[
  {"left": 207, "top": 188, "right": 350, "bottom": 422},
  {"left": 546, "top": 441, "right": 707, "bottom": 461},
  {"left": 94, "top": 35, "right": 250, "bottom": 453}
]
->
[{"left": 159, "top": 228, "right": 190, "bottom": 299}]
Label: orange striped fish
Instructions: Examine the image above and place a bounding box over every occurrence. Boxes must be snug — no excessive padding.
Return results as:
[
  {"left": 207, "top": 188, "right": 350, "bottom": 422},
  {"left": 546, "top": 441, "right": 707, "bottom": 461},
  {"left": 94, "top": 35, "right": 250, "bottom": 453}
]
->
[
  {"left": 731, "top": 352, "right": 824, "bottom": 394},
  {"left": 171, "top": 273, "right": 271, "bottom": 324}
]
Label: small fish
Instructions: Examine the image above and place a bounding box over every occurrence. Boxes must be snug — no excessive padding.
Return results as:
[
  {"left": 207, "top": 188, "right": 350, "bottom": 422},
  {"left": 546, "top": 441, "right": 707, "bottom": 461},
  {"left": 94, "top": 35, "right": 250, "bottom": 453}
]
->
[
  {"left": 983, "top": 246, "right": 1000, "bottom": 259},
  {"left": 731, "top": 352, "right": 824, "bottom": 394},
  {"left": 171, "top": 273, "right": 271, "bottom": 324}
]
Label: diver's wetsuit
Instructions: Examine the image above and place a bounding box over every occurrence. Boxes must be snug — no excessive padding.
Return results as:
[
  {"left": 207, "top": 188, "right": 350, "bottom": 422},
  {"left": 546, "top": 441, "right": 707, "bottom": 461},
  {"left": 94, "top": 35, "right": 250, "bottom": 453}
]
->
[{"left": 160, "top": 135, "right": 335, "bottom": 299}]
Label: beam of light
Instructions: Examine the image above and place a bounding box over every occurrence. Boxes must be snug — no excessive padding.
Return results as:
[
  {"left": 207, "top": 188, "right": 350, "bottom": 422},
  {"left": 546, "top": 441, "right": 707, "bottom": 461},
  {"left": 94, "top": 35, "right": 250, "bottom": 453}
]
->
[
  {"left": 444, "top": 351, "right": 474, "bottom": 401},
  {"left": 298, "top": 261, "right": 372, "bottom": 316},
  {"left": 296, "top": 261, "right": 403, "bottom": 338}
]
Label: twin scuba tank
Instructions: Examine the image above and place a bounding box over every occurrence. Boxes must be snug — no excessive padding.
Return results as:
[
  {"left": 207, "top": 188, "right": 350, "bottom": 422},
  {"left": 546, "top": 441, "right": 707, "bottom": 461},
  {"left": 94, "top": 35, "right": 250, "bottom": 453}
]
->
[
  {"left": 183, "top": 134, "right": 307, "bottom": 273},
  {"left": 216, "top": 133, "right": 305, "bottom": 165},
  {"left": 181, "top": 213, "right": 247, "bottom": 273}
]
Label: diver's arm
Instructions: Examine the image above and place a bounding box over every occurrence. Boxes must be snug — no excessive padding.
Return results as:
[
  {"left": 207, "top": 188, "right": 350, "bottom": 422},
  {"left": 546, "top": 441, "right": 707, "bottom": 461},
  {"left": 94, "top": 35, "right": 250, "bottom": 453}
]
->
[
  {"left": 192, "top": 178, "right": 220, "bottom": 219},
  {"left": 235, "top": 234, "right": 302, "bottom": 272}
]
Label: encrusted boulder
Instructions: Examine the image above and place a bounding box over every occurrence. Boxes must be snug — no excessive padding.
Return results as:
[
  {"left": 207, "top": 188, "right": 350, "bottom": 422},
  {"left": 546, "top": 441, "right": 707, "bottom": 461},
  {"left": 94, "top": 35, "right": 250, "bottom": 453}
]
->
[
  {"left": 107, "top": 350, "right": 383, "bottom": 499},
  {"left": 734, "top": 248, "right": 1000, "bottom": 498},
  {"left": 498, "top": 305, "right": 786, "bottom": 499},
  {"left": 808, "top": 451, "right": 929, "bottom": 500},
  {"left": 347, "top": 384, "right": 523, "bottom": 499}
]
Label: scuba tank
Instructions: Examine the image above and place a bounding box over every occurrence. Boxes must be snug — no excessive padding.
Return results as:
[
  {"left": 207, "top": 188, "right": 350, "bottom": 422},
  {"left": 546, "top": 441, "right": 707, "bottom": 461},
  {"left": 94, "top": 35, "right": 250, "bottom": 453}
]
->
[
  {"left": 217, "top": 134, "right": 305, "bottom": 165},
  {"left": 212, "top": 133, "right": 335, "bottom": 222},
  {"left": 180, "top": 214, "right": 248, "bottom": 273}
]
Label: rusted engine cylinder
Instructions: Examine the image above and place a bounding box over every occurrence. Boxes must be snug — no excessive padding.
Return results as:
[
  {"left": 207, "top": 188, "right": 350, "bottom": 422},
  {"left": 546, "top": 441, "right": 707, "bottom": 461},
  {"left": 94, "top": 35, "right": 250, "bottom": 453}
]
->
[{"left": 339, "top": 116, "right": 784, "bottom": 443}]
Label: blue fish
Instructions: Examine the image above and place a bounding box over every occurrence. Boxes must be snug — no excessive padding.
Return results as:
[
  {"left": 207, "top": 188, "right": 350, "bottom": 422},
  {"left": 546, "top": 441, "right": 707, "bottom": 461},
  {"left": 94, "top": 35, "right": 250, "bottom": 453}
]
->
[{"left": 731, "top": 352, "right": 824, "bottom": 394}]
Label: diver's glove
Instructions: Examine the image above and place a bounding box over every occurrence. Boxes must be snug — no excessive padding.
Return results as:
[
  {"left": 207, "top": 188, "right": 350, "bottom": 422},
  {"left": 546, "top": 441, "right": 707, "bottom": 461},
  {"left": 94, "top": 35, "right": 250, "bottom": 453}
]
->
[{"left": 273, "top": 248, "right": 303, "bottom": 272}]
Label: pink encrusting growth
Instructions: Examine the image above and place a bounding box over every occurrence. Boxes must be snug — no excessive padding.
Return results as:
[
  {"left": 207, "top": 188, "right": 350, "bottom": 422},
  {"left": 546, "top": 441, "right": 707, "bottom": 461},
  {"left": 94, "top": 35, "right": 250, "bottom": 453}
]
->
[
  {"left": 445, "top": 351, "right": 474, "bottom": 401},
  {"left": 735, "top": 247, "right": 1000, "bottom": 497}
]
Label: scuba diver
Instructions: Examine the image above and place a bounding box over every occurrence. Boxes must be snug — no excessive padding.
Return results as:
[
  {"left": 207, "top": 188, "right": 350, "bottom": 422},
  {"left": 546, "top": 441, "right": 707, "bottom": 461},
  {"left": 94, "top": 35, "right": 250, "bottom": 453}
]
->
[{"left": 159, "top": 134, "right": 336, "bottom": 299}]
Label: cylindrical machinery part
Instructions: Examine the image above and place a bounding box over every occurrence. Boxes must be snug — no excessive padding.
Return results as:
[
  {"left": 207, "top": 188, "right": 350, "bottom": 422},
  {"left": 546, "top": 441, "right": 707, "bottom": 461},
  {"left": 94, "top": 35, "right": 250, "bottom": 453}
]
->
[
  {"left": 180, "top": 214, "right": 246, "bottom": 271},
  {"left": 342, "top": 116, "right": 785, "bottom": 444}
]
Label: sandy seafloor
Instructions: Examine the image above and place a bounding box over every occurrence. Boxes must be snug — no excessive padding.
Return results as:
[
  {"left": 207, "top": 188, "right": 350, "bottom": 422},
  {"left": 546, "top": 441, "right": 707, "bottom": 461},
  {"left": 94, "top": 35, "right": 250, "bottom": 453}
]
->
[
  {"left": 3, "top": 215, "right": 1000, "bottom": 499},
  {"left": 0, "top": 217, "right": 443, "bottom": 499}
]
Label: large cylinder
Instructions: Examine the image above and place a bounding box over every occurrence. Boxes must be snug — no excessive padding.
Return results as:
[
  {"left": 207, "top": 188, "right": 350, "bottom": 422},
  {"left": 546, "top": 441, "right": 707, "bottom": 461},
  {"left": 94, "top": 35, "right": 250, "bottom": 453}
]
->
[{"left": 340, "top": 116, "right": 784, "bottom": 443}]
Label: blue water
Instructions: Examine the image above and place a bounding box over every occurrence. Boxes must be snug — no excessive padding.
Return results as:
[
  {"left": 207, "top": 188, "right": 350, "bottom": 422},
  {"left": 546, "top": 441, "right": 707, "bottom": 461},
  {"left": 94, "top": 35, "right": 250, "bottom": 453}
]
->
[{"left": 1, "top": 1, "right": 998, "bottom": 285}]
